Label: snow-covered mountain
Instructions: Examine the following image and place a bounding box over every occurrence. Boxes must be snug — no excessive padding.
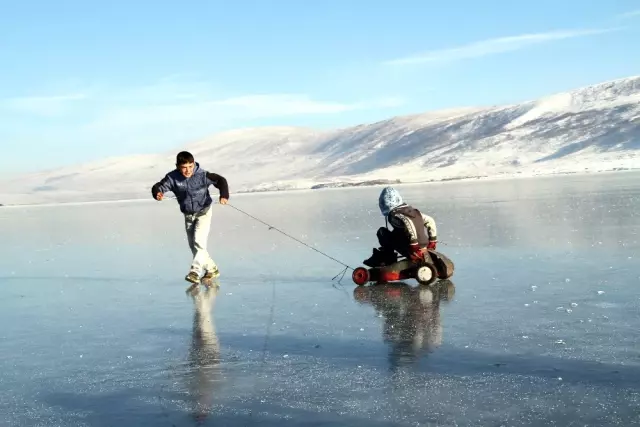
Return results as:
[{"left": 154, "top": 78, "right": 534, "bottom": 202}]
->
[{"left": 2, "top": 75, "right": 640, "bottom": 205}]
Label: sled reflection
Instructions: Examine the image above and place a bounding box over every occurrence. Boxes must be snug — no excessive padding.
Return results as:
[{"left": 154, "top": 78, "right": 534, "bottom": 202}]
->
[
  {"left": 354, "top": 280, "right": 455, "bottom": 370},
  {"left": 185, "top": 285, "right": 222, "bottom": 423}
]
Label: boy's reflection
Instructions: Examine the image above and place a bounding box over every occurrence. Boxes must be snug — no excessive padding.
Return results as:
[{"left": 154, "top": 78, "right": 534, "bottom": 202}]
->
[
  {"left": 186, "top": 285, "right": 222, "bottom": 423},
  {"left": 354, "top": 280, "right": 455, "bottom": 371}
]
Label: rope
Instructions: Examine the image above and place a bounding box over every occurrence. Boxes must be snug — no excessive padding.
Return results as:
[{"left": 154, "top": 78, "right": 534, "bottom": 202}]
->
[
  {"left": 227, "top": 203, "right": 354, "bottom": 272},
  {"left": 217, "top": 202, "right": 356, "bottom": 373}
]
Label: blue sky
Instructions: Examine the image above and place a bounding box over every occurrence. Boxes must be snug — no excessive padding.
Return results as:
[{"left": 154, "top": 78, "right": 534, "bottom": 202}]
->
[{"left": 1, "top": 0, "right": 639, "bottom": 174}]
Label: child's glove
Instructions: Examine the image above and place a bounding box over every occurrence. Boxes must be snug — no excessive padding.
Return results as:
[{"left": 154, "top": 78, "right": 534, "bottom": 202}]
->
[
  {"left": 409, "top": 243, "right": 426, "bottom": 263},
  {"left": 427, "top": 240, "right": 437, "bottom": 250}
]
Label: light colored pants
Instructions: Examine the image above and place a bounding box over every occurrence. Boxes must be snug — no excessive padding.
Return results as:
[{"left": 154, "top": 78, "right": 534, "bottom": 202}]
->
[{"left": 184, "top": 206, "right": 217, "bottom": 276}]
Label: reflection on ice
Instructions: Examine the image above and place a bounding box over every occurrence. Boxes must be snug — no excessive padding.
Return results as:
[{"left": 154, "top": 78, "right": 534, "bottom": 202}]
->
[
  {"left": 184, "top": 285, "right": 221, "bottom": 423},
  {"left": 2, "top": 173, "right": 640, "bottom": 426},
  {"left": 354, "top": 280, "right": 455, "bottom": 371}
]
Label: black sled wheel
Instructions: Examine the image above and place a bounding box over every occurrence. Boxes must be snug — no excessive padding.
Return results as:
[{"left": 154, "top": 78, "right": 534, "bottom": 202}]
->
[{"left": 416, "top": 263, "right": 438, "bottom": 286}]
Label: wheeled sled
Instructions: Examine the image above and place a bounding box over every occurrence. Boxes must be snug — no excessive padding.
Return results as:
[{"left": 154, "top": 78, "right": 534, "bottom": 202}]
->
[{"left": 352, "top": 250, "right": 455, "bottom": 286}]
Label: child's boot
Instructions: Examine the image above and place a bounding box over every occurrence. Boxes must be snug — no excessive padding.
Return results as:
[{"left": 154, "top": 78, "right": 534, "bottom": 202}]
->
[
  {"left": 203, "top": 266, "right": 220, "bottom": 280},
  {"left": 363, "top": 248, "right": 383, "bottom": 267},
  {"left": 185, "top": 271, "right": 200, "bottom": 284},
  {"left": 202, "top": 267, "right": 220, "bottom": 288},
  {"left": 364, "top": 247, "right": 398, "bottom": 267},
  {"left": 382, "top": 250, "right": 398, "bottom": 265},
  {"left": 363, "top": 248, "right": 397, "bottom": 267}
]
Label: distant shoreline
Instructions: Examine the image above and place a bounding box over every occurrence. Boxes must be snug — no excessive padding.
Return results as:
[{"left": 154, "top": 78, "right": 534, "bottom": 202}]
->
[
  {"left": 237, "top": 166, "right": 640, "bottom": 193},
  {"left": 2, "top": 168, "right": 639, "bottom": 209}
]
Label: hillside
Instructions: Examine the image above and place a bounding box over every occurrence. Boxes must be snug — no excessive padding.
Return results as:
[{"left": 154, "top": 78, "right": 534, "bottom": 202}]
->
[{"left": 2, "top": 75, "right": 639, "bottom": 205}]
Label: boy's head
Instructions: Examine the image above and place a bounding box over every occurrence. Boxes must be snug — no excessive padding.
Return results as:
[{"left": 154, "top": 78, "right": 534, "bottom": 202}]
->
[
  {"left": 175, "top": 151, "right": 195, "bottom": 178},
  {"left": 378, "top": 187, "right": 404, "bottom": 216}
]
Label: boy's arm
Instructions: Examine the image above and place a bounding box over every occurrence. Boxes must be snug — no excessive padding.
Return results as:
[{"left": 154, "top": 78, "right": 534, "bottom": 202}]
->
[
  {"left": 421, "top": 213, "right": 438, "bottom": 242},
  {"left": 206, "top": 172, "right": 230, "bottom": 200},
  {"left": 151, "top": 174, "right": 173, "bottom": 199}
]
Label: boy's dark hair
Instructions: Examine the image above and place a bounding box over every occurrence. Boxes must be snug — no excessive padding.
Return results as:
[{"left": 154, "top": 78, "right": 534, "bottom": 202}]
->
[{"left": 176, "top": 151, "right": 195, "bottom": 166}]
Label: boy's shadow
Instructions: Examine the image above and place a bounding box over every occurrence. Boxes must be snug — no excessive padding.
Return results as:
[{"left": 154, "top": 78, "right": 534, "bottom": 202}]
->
[{"left": 354, "top": 280, "right": 455, "bottom": 371}]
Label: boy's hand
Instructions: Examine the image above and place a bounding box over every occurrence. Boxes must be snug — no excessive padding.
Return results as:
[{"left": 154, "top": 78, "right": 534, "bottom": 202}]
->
[
  {"left": 155, "top": 192, "right": 164, "bottom": 201},
  {"left": 219, "top": 197, "right": 228, "bottom": 205},
  {"left": 427, "top": 241, "right": 437, "bottom": 250}
]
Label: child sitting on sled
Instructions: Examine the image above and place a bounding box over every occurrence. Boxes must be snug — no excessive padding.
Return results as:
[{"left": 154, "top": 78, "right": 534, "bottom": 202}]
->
[{"left": 363, "top": 187, "right": 437, "bottom": 267}]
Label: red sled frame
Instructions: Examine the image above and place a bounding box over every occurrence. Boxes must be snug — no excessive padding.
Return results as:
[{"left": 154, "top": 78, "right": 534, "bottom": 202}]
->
[{"left": 352, "top": 250, "right": 455, "bottom": 286}]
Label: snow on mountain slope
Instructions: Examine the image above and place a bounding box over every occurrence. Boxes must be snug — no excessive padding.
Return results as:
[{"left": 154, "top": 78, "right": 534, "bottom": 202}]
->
[
  {"left": 2, "top": 76, "right": 640, "bottom": 205},
  {"left": 187, "top": 126, "right": 327, "bottom": 185}
]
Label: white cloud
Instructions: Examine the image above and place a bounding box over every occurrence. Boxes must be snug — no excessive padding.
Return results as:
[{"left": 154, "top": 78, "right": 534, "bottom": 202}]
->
[
  {"left": 108, "top": 79, "right": 218, "bottom": 104},
  {"left": 84, "top": 93, "right": 405, "bottom": 131},
  {"left": 1, "top": 78, "right": 404, "bottom": 134},
  {"left": 212, "top": 93, "right": 404, "bottom": 115},
  {"left": 1, "top": 93, "right": 88, "bottom": 116},
  {"left": 384, "top": 27, "right": 620, "bottom": 66},
  {"left": 0, "top": 77, "right": 405, "bottom": 162},
  {"left": 618, "top": 10, "right": 640, "bottom": 19}
]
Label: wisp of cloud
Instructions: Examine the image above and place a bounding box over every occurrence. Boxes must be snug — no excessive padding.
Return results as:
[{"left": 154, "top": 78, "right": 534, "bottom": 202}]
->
[{"left": 384, "top": 27, "right": 620, "bottom": 66}]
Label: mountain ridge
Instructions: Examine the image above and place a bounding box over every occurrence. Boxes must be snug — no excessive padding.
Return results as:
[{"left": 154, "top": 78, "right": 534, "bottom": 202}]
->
[{"left": 2, "top": 75, "right": 639, "bottom": 205}]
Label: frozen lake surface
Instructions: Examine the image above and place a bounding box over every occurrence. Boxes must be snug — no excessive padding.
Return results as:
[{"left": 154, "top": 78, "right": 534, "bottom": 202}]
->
[{"left": 1, "top": 172, "right": 640, "bottom": 426}]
